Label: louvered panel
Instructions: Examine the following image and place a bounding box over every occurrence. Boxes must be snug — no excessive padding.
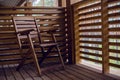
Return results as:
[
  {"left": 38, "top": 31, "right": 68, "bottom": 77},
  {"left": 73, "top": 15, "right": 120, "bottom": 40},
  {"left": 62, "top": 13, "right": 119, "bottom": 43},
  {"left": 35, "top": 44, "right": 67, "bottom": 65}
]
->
[
  {"left": 108, "top": 0, "right": 120, "bottom": 68},
  {"left": 0, "top": 26, "right": 21, "bottom": 63},
  {"left": 73, "top": 0, "right": 120, "bottom": 75},
  {"left": 74, "top": 0, "right": 102, "bottom": 68}
]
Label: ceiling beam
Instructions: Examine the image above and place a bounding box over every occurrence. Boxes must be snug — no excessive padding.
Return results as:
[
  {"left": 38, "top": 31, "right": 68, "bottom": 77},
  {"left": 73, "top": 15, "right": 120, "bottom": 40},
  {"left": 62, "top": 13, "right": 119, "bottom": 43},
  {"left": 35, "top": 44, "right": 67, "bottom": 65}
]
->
[{"left": 17, "top": 0, "right": 26, "bottom": 6}]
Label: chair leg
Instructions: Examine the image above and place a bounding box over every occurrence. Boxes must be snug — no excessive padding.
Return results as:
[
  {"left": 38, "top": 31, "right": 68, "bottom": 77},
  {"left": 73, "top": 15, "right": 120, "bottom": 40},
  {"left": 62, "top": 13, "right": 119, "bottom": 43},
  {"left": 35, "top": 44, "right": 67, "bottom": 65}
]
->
[
  {"left": 51, "top": 33, "right": 65, "bottom": 69},
  {"left": 39, "top": 46, "right": 54, "bottom": 65},
  {"left": 28, "top": 34, "right": 41, "bottom": 76},
  {"left": 31, "top": 48, "right": 41, "bottom": 76},
  {"left": 56, "top": 45, "right": 65, "bottom": 69},
  {"left": 16, "top": 49, "right": 32, "bottom": 71}
]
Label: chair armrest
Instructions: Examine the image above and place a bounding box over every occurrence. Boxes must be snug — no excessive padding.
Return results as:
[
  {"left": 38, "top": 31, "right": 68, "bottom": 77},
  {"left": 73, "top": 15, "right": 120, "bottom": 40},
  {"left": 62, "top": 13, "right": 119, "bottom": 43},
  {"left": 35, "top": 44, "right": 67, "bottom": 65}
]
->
[
  {"left": 17, "top": 29, "right": 34, "bottom": 35},
  {"left": 40, "top": 27, "right": 59, "bottom": 33}
]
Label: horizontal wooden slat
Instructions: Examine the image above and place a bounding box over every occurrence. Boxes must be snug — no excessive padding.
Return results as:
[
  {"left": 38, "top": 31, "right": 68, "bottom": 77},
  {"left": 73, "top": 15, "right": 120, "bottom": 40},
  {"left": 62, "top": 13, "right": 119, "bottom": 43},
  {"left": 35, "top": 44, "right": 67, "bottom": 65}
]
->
[
  {"left": 78, "top": 9, "right": 101, "bottom": 16},
  {"left": 108, "top": 5, "right": 120, "bottom": 10},
  {"left": 0, "top": 37, "right": 17, "bottom": 40},
  {"left": 78, "top": 2, "right": 101, "bottom": 11},
  {"left": 0, "top": 22, "right": 13, "bottom": 25},
  {"left": 80, "top": 46, "right": 102, "bottom": 51},
  {"left": 79, "top": 29, "right": 101, "bottom": 32},
  {"left": 80, "top": 51, "right": 102, "bottom": 57},
  {"left": 0, "top": 39, "right": 17, "bottom": 43},
  {"left": 0, "top": 27, "right": 15, "bottom": 31},
  {"left": 0, "top": 16, "right": 12, "bottom": 20},
  {"left": 35, "top": 16, "right": 66, "bottom": 19},
  {"left": 109, "top": 28, "right": 120, "bottom": 31},
  {"left": 109, "top": 49, "right": 120, "bottom": 53},
  {"left": 0, "top": 47, "right": 19, "bottom": 51},
  {"left": 109, "top": 35, "right": 120, "bottom": 39},
  {"left": 79, "top": 16, "right": 101, "bottom": 22},
  {"left": 0, "top": 31, "right": 16, "bottom": 34},
  {"left": 0, "top": 6, "right": 65, "bottom": 9},
  {"left": 79, "top": 22, "right": 101, "bottom": 26},
  {"left": 0, "top": 60, "right": 20, "bottom": 65},
  {"left": 109, "top": 56, "right": 120, "bottom": 61},
  {"left": 0, "top": 11, "right": 65, "bottom": 14},
  {"left": 0, "top": 48, "right": 19, "bottom": 52},
  {"left": 0, "top": 54, "right": 21, "bottom": 60},
  {"left": 109, "top": 42, "right": 120, "bottom": 46},
  {"left": 79, "top": 40, "right": 102, "bottom": 44},
  {"left": 109, "top": 20, "right": 120, "bottom": 24},
  {"left": 0, "top": 44, "right": 19, "bottom": 48},
  {"left": 108, "top": 13, "right": 120, "bottom": 17},
  {"left": 79, "top": 35, "right": 102, "bottom": 38},
  {"left": 109, "top": 63, "right": 120, "bottom": 68},
  {"left": 80, "top": 56, "right": 102, "bottom": 63},
  {"left": 38, "top": 21, "right": 65, "bottom": 24},
  {"left": 108, "top": 0, "right": 120, "bottom": 3}
]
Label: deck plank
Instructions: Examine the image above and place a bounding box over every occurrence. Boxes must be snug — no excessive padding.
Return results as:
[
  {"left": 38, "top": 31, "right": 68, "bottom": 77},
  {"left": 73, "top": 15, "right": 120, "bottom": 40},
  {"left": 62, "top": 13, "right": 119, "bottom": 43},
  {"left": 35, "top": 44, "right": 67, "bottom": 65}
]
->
[
  {"left": 18, "top": 65, "right": 33, "bottom": 80},
  {"left": 0, "top": 64, "right": 119, "bottom": 80},
  {"left": 44, "top": 71, "right": 62, "bottom": 80},
  {"left": 23, "top": 65, "right": 42, "bottom": 80},
  {"left": 74, "top": 64, "right": 116, "bottom": 80},
  {"left": 28, "top": 64, "right": 53, "bottom": 80},
  {"left": 58, "top": 68, "right": 81, "bottom": 80},
  {"left": 8, "top": 65, "right": 24, "bottom": 80},
  {"left": 50, "top": 68, "right": 72, "bottom": 80},
  {"left": 3, "top": 65, "right": 16, "bottom": 80},
  {"left": 68, "top": 65, "right": 102, "bottom": 80},
  {"left": 0, "top": 66, "right": 6, "bottom": 80},
  {"left": 66, "top": 65, "right": 93, "bottom": 80}
]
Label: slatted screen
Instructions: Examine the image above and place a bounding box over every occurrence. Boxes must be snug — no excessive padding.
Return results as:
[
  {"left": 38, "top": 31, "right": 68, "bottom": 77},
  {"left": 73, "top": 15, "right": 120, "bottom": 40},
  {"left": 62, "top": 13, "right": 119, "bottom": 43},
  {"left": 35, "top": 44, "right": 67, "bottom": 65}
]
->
[
  {"left": 0, "top": 6, "right": 68, "bottom": 65},
  {"left": 108, "top": 0, "right": 120, "bottom": 69},
  {"left": 74, "top": 0, "right": 102, "bottom": 68},
  {"left": 73, "top": 0, "right": 120, "bottom": 74},
  {"left": 0, "top": 27, "right": 20, "bottom": 64}
]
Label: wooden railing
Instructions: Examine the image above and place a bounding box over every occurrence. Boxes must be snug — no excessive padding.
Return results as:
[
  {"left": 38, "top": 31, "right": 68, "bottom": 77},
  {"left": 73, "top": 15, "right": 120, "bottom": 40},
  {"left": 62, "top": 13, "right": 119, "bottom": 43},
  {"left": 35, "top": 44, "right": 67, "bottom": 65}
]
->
[
  {"left": 0, "top": 6, "right": 68, "bottom": 65},
  {"left": 73, "top": 0, "right": 120, "bottom": 74}
]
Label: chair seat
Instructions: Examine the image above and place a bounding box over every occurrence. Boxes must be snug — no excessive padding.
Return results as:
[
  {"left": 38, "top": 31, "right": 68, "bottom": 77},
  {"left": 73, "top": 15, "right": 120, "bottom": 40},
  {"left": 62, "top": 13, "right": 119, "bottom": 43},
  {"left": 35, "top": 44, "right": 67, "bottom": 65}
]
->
[{"left": 40, "top": 43, "right": 57, "bottom": 47}]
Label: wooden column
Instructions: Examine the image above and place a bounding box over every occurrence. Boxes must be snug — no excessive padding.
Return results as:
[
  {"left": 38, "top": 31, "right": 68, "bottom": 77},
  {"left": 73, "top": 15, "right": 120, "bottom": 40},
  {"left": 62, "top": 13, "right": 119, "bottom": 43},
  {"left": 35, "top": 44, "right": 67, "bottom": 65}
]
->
[
  {"left": 66, "top": 0, "right": 75, "bottom": 64},
  {"left": 101, "top": 0, "right": 109, "bottom": 73},
  {"left": 73, "top": 2, "right": 81, "bottom": 64},
  {"left": 58, "top": 0, "right": 62, "bottom": 6},
  {"left": 24, "top": 1, "right": 32, "bottom": 16}
]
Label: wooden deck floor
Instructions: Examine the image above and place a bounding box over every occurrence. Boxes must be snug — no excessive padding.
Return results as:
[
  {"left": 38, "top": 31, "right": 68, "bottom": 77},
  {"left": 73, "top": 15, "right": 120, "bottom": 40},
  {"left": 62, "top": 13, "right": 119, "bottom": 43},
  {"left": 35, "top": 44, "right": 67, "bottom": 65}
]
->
[{"left": 0, "top": 64, "right": 119, "bottom": 80}]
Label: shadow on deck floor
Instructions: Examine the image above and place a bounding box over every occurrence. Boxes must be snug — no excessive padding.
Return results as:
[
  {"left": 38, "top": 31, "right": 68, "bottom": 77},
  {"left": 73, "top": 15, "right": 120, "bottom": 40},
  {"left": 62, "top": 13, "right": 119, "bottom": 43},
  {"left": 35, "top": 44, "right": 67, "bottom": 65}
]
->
[{"left": 0, "top": 63, "right": 119, "bottom": 80}]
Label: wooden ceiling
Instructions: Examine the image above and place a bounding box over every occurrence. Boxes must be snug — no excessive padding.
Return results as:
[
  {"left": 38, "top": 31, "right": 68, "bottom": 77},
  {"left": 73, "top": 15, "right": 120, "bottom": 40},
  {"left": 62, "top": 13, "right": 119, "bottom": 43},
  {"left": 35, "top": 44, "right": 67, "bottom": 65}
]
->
[{"left": 0, "top": 0, "right": 25, "bottom": 7}]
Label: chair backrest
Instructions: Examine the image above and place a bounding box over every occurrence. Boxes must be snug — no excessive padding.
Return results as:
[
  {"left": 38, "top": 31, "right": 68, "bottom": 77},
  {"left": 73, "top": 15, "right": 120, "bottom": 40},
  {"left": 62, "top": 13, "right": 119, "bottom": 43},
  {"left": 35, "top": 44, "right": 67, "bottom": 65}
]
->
[
  {"left": 13, "top": 16, "right": 42, "bottom": 46},
  {"left": 12, "top": 16, "right": 65, "bottom": 64}
]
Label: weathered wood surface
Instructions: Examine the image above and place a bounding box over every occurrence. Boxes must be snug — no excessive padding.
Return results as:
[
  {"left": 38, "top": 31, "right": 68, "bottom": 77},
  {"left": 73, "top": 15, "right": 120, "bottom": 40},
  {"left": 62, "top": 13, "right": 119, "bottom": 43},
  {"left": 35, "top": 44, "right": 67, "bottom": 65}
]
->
[{"left": 0, "top": 64, "right": 119, "bottom": 80}]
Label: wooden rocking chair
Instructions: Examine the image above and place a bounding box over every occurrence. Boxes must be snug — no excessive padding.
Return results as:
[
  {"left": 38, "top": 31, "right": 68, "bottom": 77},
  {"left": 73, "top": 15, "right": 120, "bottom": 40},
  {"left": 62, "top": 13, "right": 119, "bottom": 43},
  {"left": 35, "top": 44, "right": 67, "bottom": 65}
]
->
[{"left": 13, "top": 16, "right": 65, "bottom": 76}]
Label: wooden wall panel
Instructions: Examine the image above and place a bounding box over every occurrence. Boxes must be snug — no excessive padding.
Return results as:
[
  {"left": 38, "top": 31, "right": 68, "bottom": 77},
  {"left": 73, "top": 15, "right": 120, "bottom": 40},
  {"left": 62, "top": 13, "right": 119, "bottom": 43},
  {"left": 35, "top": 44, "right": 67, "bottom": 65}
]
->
[
  {"left": 73, "top": 0, "right": 120, "bottom": 74},
  {"left": 0, "top": 6, "right": 68, "bottom": 65}
]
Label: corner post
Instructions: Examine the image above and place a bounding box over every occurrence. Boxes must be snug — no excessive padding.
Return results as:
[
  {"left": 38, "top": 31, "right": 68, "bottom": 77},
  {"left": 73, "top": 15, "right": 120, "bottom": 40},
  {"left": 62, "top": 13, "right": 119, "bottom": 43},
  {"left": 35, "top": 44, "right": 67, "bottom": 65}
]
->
[
  {"left": 101, "top": 0, "right": 109, "bottom": 74},
  {"left": 66, "top": 0, "right": 75, "bottom": 64}
]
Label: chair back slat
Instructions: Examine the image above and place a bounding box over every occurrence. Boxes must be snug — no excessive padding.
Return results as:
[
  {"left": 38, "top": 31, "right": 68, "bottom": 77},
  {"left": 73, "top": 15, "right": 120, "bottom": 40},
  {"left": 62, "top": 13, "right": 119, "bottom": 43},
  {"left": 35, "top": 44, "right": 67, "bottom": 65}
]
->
[{"left": 13, "top": 16, "right": 42, "bottom": 46}]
